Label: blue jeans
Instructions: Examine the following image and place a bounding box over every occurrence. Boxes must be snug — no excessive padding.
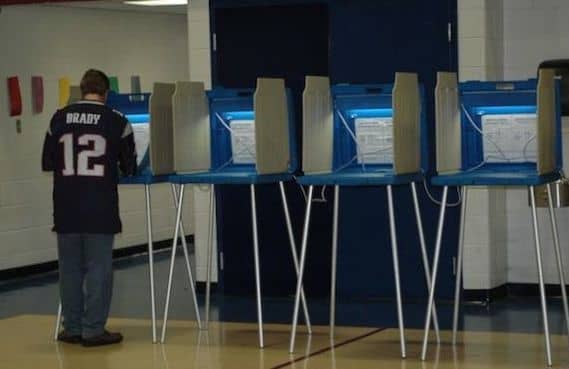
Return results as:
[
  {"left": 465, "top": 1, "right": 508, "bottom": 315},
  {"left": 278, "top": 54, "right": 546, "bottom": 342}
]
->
[{"left": 57, "top": 233, "right": 114, "bottom": 339}]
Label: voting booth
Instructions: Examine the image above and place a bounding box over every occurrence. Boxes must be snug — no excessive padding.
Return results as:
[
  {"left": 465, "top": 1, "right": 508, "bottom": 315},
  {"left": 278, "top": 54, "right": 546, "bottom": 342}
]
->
[
  {"left": 112, "top": 84, "right": 202, "bottom": 342},
  {"left": 55, "top": 85, "right": 201, "bottom": 343},
  {"left": 301, "top": 74, "right": 427, "bottom": 180},
  {"left": 289, "top": 73, "right": 439, "bottom": 357},
  {"left": 434, "top": 72, "right": 561, "bottom": 181},
  {"left": 161, "top": 78, "right": 310, "bottom": 348},
  {"left": 421, "top": 70, "right": 568, "bottom": 367},
  {"left": 169, "top": 79, "right": 297, "bottom": 177}
]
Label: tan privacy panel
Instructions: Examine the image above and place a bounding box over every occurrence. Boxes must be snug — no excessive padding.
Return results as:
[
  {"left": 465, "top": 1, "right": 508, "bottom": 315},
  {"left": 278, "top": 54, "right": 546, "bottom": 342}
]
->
[
  {"left": 537, "top": 69, "right": 557, "bottom": 175},
  {"left": 172, "top": 81, "right": 211, "bottom": 173},
  {"left": 302, "top": 76, "right": 333, "bottom": 174},
  {"left": 68, "top": 86, "right": 82, "bottom": 104},
  {"left": 435, "top": 72, "right": 462, "bottom": 173},
  {"left": 254, "top": 78, "right": 290, "bottom": 174},
  {"left": 149, "top": 82, "right": 175, "bottom": 175},
  {"left": 393, "top": 73, "right": 421, "bottom": 175}
]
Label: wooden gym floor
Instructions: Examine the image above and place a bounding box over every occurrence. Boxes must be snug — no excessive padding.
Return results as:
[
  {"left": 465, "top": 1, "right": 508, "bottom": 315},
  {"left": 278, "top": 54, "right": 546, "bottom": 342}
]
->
[{"left": 1, "top": 314, "right": 568, "bottom": 369}]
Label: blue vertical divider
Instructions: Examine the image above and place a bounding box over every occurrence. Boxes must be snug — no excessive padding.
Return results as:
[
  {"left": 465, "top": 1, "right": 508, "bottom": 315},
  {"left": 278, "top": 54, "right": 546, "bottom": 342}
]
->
[{"left": 107, "top": 91, "right": 152, "bottom": 175}]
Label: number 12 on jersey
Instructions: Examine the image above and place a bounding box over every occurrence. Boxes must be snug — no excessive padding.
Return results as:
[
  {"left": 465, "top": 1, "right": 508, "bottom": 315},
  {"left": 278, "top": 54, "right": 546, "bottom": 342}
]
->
[{"left": 59, "top": 133, "right": 107, "bottom": 177}]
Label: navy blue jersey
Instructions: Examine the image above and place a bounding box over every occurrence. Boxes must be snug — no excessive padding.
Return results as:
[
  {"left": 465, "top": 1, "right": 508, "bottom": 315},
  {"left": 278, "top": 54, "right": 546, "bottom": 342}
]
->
[{"left": 42, "top": 100, "right": 137, "bottom": 234}]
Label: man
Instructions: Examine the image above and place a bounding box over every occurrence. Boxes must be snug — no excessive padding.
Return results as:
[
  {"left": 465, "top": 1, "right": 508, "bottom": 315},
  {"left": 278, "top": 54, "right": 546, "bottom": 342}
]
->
[{"left": 42, "top": 69, "right": 137, "bottom": 347}]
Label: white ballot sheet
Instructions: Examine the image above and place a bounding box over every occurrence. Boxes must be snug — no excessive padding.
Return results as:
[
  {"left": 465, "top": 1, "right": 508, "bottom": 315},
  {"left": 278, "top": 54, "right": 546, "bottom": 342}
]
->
[
  {"left": 132, "top": 122, "right": 150, "bottom": 167},
  {"left": 481, "top": 114, "right": 537, "bottom": 163},
  {"left": 230, "top": 120, "right": 256, "bottom": 164},
  {"left": 354, "top": 117, "right": 394, "bottom": 164}
]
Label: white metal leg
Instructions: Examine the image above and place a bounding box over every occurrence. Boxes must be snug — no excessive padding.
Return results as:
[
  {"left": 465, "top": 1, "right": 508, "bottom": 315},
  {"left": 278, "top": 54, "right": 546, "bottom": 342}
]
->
[
  {"left": 330, "top": 185, "right": 340, "bottom": 338},
  {"left": 160, "top": 184, "right": 185, "bottom": 343},
  {"left": 386, "top": 185, "right": 406, "bottom": 358},
  {"left": 144, "top": 184, "right": 157, "bottom": 343},
  {"left": 278, "top": 181, "right": 312, "bottom": 334},
  {"left": 421, "top": 186, "right": 449, "bottom": 361},
  {"left": 289, "top": 185, "right": 314, "bottom": 353},
  {"left": 530, "top": 186, "right": 553, "bottom": 366},
  {"left": 546, "top": 183, "right": 569, "bottom": 340},
  {"left": 205, "top": 184, "right": 215, "bottom": 330},
  {"left": 452, "top": 186, "right": 468, "bottom": 344},
  {"left": 170, "top": 184, "right": 202, "bottom": 330},
  {"left": 410, "top": 182, "right": 440, "bottom": 342},
  {"left": 250, "top": 184, "right": 264, "bottom": 348},
  {"left": 54, "top": 302, "right": 62, "bottom": 340}
]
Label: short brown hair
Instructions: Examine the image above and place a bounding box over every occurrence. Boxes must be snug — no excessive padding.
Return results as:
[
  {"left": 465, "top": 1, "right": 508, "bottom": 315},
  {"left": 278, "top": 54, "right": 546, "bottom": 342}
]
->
[{"left": 80, "top": 69, "right": 110, "bottom": 97}]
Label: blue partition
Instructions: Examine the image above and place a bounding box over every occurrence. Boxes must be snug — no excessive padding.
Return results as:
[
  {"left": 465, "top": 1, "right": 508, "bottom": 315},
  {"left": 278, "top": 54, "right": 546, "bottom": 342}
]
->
[
  {"left": 107, "top": 91, "right": 152, "bottom": 176},
  {"left": 208, "top": 88, "right": 255, "bottom": 171}
]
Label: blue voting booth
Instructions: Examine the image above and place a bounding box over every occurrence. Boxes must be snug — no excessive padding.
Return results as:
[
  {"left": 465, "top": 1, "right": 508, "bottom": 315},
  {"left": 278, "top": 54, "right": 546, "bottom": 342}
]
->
[
  {"left": 433, "top": 76, "right": 561, "bottom": 186},
  {"left": 55, "top": 87, "right": 201, "bottom": 344},
  {"left": 112, "top": 87, "right": 201, "bottom": 343},
  {"left": 161, "top": 78, "right": 310, "bottom": 348},
  {"left": 289, "top": 73, "right": 439, "bottom": 357},
  {"left": 421, "top": 71, "right": 569, "bottom": 367}
]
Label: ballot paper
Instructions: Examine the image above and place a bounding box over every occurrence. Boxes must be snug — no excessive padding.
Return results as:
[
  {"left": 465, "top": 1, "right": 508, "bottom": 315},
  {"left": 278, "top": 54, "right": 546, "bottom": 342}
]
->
[
  {"left": 230, "top": 120, "right": 256, "bottom": 164},
  {"left": 132, "top": 122, "right": 150, "bottom": 167},
  {"left": 481, "top": 114, "right": 537, "bottom": 162},
  {"left": 354, "top": 117, "right": 394, "bottom": 164}
]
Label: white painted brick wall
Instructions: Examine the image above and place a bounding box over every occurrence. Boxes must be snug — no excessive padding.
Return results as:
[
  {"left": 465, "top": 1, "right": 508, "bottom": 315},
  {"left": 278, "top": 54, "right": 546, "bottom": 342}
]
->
[
  {"left": 502, "top": 0, "right": 569, "bottom": 284},
  {"left": 0, "top": 5, "right": 192, "bottom": 270},
  {"left": 458, "top": 0, "right": 508, "bottom": 290},
  {"left": 187, "top": 0, "right": 218, "bottom": 282},
  {"left": 503, "top": 0, "right": 568, "bottom": 80},
  {"left": 458, "top": 0, "right": 569, "bottom": 287}
]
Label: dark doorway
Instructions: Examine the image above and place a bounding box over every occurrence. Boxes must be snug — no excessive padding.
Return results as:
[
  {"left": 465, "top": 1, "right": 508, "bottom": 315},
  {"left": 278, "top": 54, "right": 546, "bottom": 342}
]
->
[
  {"left": 212, "top": 2, "right": 331, "bottom": 297},
  {"left": 211, "top": 0, "right": 459, "bottom": 303},
  {"left": 328, "top": 0, "right": 459, "bottom": 300}
]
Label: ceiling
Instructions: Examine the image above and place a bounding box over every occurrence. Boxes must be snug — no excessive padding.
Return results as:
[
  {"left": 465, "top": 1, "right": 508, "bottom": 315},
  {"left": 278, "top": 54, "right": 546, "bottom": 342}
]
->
[{"left": 4, "top": 0, "right": 187, "bottom": 14}]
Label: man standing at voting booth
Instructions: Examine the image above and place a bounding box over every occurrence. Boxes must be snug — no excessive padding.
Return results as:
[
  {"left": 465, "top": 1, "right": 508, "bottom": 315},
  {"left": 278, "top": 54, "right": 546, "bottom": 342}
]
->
[{"left": 41, "top": 69, "right": 137, "bottom": 346}]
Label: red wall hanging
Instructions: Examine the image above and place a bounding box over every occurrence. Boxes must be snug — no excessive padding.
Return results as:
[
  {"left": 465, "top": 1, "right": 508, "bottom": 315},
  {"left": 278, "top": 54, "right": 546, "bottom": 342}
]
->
[{"left": 7, "top": 77, "right": 22, "bottom": 117}]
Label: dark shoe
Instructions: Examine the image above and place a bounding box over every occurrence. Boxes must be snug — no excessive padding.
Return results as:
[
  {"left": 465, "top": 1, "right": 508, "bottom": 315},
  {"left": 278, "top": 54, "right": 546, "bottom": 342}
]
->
[
  {"left": 81, "top": 331, "right": 123, "bottom": 347},
  {"left": 57, "top": 331, "right": 82, "bottom": 344}
]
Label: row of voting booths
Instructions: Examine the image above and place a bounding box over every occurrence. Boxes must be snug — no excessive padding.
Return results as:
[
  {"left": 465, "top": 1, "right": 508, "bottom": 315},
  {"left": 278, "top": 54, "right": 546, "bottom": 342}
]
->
[{"left": 52, "top": 69, "right": 568, "bottom": 366}]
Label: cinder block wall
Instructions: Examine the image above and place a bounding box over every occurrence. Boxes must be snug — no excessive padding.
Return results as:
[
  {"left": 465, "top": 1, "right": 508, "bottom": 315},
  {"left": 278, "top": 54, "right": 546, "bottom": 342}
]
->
[{"left": 0, "top": 5, "right": 192, "bottom": 270}]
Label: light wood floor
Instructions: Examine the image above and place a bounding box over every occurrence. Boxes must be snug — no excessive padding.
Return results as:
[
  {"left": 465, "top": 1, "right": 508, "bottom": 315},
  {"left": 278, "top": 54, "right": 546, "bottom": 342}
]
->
[{"left": 1, "top": 315, "right": 568, "bottom": 369}]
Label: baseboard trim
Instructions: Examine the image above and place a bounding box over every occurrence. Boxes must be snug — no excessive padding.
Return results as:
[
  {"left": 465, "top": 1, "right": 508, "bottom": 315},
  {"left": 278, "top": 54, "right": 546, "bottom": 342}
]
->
[
  {"left": 0, "top": 235, "right": 194, "bottom": 283},
  {"left": 196, "top": 281, "right": 218, "bottom": 294},
  {"left": 465, "top": 282, "right": 569, "bottom": 302},
  {"left": 463, "top": 284, "right": 508, "bottom": 302},
  {"left": 507, "top": 283, "right": 569, "bottom": 297}
]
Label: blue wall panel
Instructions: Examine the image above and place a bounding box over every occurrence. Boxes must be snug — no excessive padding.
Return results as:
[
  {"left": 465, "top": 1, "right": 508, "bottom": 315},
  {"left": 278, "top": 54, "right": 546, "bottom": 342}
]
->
[{"left": 211, "top": 0, "right": 459, "bottom": 300}]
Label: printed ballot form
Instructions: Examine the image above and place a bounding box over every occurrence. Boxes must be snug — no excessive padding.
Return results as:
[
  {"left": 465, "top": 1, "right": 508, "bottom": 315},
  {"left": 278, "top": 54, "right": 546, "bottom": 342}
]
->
[
  {"left": 481, "top": 114, "right": 537, "bottom": 162},
  {"left": 230, "top": 120, "right": 256, "bottom": 164},
  {"left": 354, "top": 117, "right": 394, "bottom": 164},
  {"left": 132, "top": 123, "right": 150, "bottom": 166}
]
